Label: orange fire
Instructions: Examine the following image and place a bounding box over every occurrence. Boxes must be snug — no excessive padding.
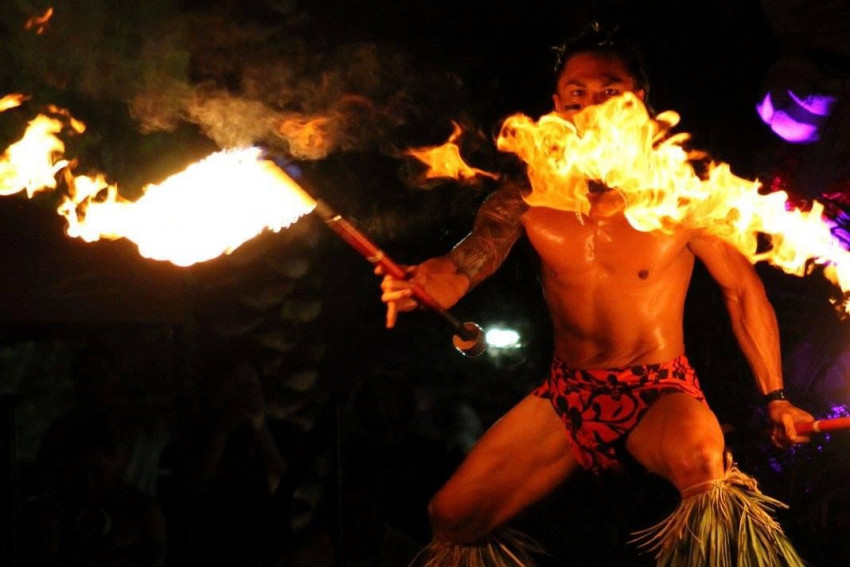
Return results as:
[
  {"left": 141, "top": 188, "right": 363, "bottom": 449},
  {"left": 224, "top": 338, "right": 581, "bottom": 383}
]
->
[
  {"left": 405, "top": 121, "right": 499, "bottom": 181},
  {"left": 497, "top": 93, "right": 849, "bottom": 310},
  {"left": 278, "top": 115, "right": 335, "bottom": 160},
  {"left": 46, "top": 104, "right": 87, "bottom": 133},
  {"left": 24, "top": 7, "right": 54, "bottom": 35},
  {"left": 0, "top": 94, "right": 29, "bottom": 112},
  {"left": 0, "top": 102, "right": 80, "bottom": 197},
  {"left": 1, "top": 97, "right": 316, "bottom": 266}
]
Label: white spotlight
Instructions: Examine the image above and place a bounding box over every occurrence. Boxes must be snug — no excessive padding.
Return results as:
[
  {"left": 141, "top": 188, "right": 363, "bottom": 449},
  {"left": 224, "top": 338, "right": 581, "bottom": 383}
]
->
[{"left": 485, "top": 327, "right": 522, "bottom": 349}]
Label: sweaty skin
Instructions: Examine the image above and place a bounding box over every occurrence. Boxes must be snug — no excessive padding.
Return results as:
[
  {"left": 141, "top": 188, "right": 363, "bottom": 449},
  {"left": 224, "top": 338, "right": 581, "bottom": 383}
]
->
[
  {"left": 524, "top": 190, "right": 693, "bottom": 368},
  {"left": 380, "top": 51, "right": 813, "bottom": 544}
]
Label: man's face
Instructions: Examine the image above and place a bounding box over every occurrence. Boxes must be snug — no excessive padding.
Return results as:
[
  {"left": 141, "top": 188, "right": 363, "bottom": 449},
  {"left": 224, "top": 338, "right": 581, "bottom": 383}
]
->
[{"left": 553, "top": 52, "right": 645, "bottom": 121}]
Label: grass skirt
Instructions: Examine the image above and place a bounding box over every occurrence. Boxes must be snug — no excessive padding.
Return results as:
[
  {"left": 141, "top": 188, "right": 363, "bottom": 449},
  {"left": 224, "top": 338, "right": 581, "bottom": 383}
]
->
[
  {"left": 411, "top": 527, "right": 543, "bottom": 567},
  {"left": 631, "top": 455, "right": 805, "bottom": 566}
]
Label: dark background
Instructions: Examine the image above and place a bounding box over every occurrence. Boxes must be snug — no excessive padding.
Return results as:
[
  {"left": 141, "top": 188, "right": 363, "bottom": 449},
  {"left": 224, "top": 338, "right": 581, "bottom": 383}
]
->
[{"left": 0, "top": 0, "right": 848, "bottom": 565}]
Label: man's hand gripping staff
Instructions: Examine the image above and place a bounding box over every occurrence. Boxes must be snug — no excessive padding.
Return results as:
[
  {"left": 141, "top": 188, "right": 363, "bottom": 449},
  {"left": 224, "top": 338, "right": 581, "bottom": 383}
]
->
[
  {"left": 794, "top": 416, "right": 850, "bottom": 435},
  {"left": 377, "top": 256, "right": 486, "bottom": 354},
  {"left": 311, "top": 200, "right": 486, "bottom": 356}
]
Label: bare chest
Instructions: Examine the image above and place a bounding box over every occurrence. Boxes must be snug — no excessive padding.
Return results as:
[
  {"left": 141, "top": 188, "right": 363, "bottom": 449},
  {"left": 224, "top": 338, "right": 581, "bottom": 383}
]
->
[{"left": 522, "top": 205, "right": 692, "bottom": 283}]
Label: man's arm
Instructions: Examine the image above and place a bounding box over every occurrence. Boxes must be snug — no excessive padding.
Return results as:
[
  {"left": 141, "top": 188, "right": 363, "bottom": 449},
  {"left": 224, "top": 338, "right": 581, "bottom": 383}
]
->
[
  {"left": 688, "top": 233, "right": 813, "bottom": 446},
  {"left": 448, "top": 181, "right": 529, "bottom": 288},
  {"left": 380, "top": 182, "right": 528, "bottom": 327}
]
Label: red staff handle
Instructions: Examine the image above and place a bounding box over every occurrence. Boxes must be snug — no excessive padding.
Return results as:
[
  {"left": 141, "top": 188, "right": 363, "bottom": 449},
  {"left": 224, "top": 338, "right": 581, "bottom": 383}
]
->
[
  {"left": 794, "top": 417, "right": 850, "bottom": 435},
  {"left": 312, "top": 200, "right": 485, "bottom": 356}
]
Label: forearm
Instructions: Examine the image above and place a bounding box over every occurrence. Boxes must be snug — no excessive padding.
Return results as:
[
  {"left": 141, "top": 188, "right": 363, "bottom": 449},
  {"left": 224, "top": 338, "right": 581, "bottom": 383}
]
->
[
  {"left": 693, "top": 235, "right": 814, "bottom": 441},
  {"left": 382, "top": 183, "right": 526, "bottom": 322},
  {"left": 725, "top": 284, "right": 814, "bottom": 444},
  {"left": 690, "top": 234, "right": 786, "bottom": 397},
  {"left": 724, "top": 287, "right": 783, "bottom": 395},
  {"left": 447, "top": 234, "right": 508, "bottom": 289}
]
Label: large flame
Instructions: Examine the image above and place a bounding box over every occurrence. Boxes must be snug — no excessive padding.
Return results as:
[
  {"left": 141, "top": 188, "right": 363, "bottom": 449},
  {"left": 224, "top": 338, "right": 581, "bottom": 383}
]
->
[
  {"left": 497, "top": 93, "right": 849, "bottom": 309},
  {"left": 1, "top": 97, "right": 316, "bottom": 266},
  {"left": 60, "top": 148, "right": 317, "bottom": 266},
  {"left": 405, "top": 121, "right": 498, "bottom": 181}
]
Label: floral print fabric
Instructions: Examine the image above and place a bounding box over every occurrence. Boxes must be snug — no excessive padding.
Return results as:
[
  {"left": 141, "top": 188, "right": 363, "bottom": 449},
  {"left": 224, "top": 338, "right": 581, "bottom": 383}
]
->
[{"left": 533, "top": 355, "right": 707, "bottom": 473}]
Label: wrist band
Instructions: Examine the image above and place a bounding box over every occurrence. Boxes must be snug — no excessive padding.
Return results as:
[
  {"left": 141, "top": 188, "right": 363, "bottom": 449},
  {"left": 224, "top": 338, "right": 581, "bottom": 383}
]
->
[{"left": 764, "top": 388, "right": 787, "bottom": 403}]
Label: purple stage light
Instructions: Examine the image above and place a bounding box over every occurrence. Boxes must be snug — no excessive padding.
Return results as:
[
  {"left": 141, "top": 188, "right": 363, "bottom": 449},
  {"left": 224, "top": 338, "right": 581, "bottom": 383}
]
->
[{"left": 756, "top": 90, "right": 838, "bottom": 143}]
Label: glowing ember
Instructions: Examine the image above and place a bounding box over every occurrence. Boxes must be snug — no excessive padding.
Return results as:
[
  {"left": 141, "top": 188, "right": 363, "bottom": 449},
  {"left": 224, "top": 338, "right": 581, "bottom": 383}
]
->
[
  {"left": 496, "top": 93, "right": 850, "bottom": 310},
  {"left": 0, "top": 98, "right": 316, "bottom": 266},
  {"left": 0, "top": 114, "right": 71, "bottom": 197},
  {"left": 0, "top": 94, "right": 29, "bottom": 112},
  {"left": 278, "top": 115, "right": 335, "bottom": 160},
  {"left": 46, "top": 104, "right": 87, "bottom": 134},
  {"left": 405, "top": 121, "right": 499, "bottom": 181},
  {"left": 24, "top": 7, "right": 54, "bottom": 35}
]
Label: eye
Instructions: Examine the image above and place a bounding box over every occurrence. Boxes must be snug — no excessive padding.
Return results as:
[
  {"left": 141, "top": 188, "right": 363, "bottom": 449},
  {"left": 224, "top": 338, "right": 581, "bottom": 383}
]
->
[
  {"left": 603, "top": 88, "right": 621, "bottom": 97},
  {"left": 570, "top": 89, "right": 585, "bottom": 98}
]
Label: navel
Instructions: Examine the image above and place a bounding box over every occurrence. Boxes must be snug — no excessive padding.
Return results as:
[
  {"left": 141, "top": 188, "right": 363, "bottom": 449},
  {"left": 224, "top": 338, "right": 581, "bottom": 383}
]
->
[{"left": 638, "top": 269, "right": 649, "bottom": 280}]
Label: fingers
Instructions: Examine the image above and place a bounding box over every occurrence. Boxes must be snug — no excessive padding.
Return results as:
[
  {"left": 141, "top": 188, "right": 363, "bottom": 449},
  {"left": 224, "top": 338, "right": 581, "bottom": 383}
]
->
[
  {"left": 783, "top": 414, "right": 799, "bottom": 443},
  {"left": 384, "top": 294, "right": 418, "bottom": 328},
  {"left": 382, "top": 289, "right": 416, "bottom": 328},
  {"left": 771, "top": 418, "right": 811, "bottom": 448},
  {"left": 379, "top": 273, "right": 412, "bottom": 294},
  {"left": 783, "top": 411, "right": 813, "bottom": 444},
  {"left": 386, "top": 299, "right": 397, "bottom": 329},
  {"left": 380, "top": 274, "right": 418, "bottom": 328},
  {"left": 382, "top": 288, "right": 417, "bottom": 316},
  {"left": 779, "top": 413, "right": 797, "bottom": 442},
  {"left": 768, "top": 403, "right": 814, "bottom": 447},
  {"left": 788, "top": 422, "right": 810, "bottom": 444},
  {"left": 375, "top": 265, "right": 418, "bottom": 328},
  {"left": 381, "top": 288, "right": 416, "bottom": 305}
]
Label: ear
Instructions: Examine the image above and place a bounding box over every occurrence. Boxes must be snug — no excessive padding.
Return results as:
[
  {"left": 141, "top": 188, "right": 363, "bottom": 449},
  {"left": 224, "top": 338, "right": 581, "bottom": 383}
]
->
[
  {"left": 552, "top": 93, "right": 563, "bottom": 112},
  {"left": 635, "top": 89, "right": 646, "bottom": 102}
]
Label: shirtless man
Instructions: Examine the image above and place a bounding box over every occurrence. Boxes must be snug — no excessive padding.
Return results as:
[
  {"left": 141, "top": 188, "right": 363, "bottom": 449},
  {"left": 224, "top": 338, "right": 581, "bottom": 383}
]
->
[{"left": 381, "top": 28, "right": 813, "bottom": 566}]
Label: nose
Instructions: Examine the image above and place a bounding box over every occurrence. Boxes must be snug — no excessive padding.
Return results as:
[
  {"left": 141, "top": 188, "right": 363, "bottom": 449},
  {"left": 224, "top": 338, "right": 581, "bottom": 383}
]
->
[{"left": 591, "top": 91, "right": 608, "bottom": 105}]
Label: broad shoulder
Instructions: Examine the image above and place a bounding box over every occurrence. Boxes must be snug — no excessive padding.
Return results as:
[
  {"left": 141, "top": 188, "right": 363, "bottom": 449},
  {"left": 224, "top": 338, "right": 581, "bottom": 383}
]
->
[
  {"left": 479, "top": 181, "right": 529, "bottom": 217},
  {"left": 686, "top": 228, "right": 740, "bottom": 258},
  {"left": 473, "top": 181, "right": 530, "bottom": 231}
]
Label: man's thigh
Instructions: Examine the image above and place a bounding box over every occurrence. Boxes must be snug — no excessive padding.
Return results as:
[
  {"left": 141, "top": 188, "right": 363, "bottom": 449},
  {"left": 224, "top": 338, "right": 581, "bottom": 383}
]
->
[
  {"left": 625, "top": 393, "right": 725, "bottom": 489},
  {"left": 433, "top": 393, "right": 579, "bottom": 531}
]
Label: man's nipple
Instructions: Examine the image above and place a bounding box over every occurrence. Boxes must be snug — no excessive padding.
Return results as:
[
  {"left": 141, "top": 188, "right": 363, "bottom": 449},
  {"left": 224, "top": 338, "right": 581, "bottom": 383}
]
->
[{"left": 638, "top": 269, "right": 649, "bottom": 280}]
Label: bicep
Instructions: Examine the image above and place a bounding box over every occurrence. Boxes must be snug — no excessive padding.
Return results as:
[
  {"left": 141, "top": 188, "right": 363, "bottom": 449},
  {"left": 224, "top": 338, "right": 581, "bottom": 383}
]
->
[
  {"left": 688, "top": 234, "right": 764, "bottom": 298},
  {"left": 448, "top": 183, "right": 528, "bottom": 287}
]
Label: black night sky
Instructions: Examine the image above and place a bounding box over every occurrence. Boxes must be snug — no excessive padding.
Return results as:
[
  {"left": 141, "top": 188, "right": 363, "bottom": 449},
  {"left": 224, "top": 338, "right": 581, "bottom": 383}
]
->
[{"left": 0, "top": 1, "right": 848, "bottom": 566}]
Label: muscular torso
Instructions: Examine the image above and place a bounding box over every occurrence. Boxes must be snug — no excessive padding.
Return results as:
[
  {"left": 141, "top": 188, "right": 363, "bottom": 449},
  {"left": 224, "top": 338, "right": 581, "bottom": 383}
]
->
[
  {"left": 448, "top": 185, "right": 698, "bottom": 369},
  {"left": 521, "top": 191, "right": 696, "bottom": 368}
]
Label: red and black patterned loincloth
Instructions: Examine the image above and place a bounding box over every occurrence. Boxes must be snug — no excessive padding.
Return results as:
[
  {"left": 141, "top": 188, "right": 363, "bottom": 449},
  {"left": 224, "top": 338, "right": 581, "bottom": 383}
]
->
[{"left": 532, "top": 355, "right": 707, "bottom": 473}]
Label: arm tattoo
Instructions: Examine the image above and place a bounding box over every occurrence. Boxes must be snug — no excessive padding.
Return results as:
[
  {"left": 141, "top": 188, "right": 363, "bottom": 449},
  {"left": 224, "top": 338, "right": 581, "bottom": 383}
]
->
[{"left": 448, "top": 183, "right": 528, "bottom": 288}]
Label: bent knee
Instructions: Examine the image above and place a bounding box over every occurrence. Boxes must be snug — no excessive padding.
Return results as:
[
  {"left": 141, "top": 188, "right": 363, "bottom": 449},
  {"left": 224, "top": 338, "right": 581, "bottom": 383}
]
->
[
  {"left": 666, "top": 439, "right": 726, "bottom": 492},
  {"left": 428, "top": 489, "right": 490, "bottom": 543}
]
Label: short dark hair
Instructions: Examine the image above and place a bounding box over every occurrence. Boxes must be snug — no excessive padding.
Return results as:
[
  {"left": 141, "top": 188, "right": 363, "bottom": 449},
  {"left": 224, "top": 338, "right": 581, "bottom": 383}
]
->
[{"left": 553, "top": 23, "right": 650, "bottom": 97}]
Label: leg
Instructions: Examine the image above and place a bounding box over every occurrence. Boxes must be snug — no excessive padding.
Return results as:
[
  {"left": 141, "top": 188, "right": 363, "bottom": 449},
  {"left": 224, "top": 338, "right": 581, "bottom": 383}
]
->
[
  {"left": 429, "top": 393, "right": 579, "bottom": 543},
  {"left": 624, "top": 392, "right": 726, "bottom": 491},
  {"left": 625, "top": 393, "right": 805, "bottom": 565}
]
